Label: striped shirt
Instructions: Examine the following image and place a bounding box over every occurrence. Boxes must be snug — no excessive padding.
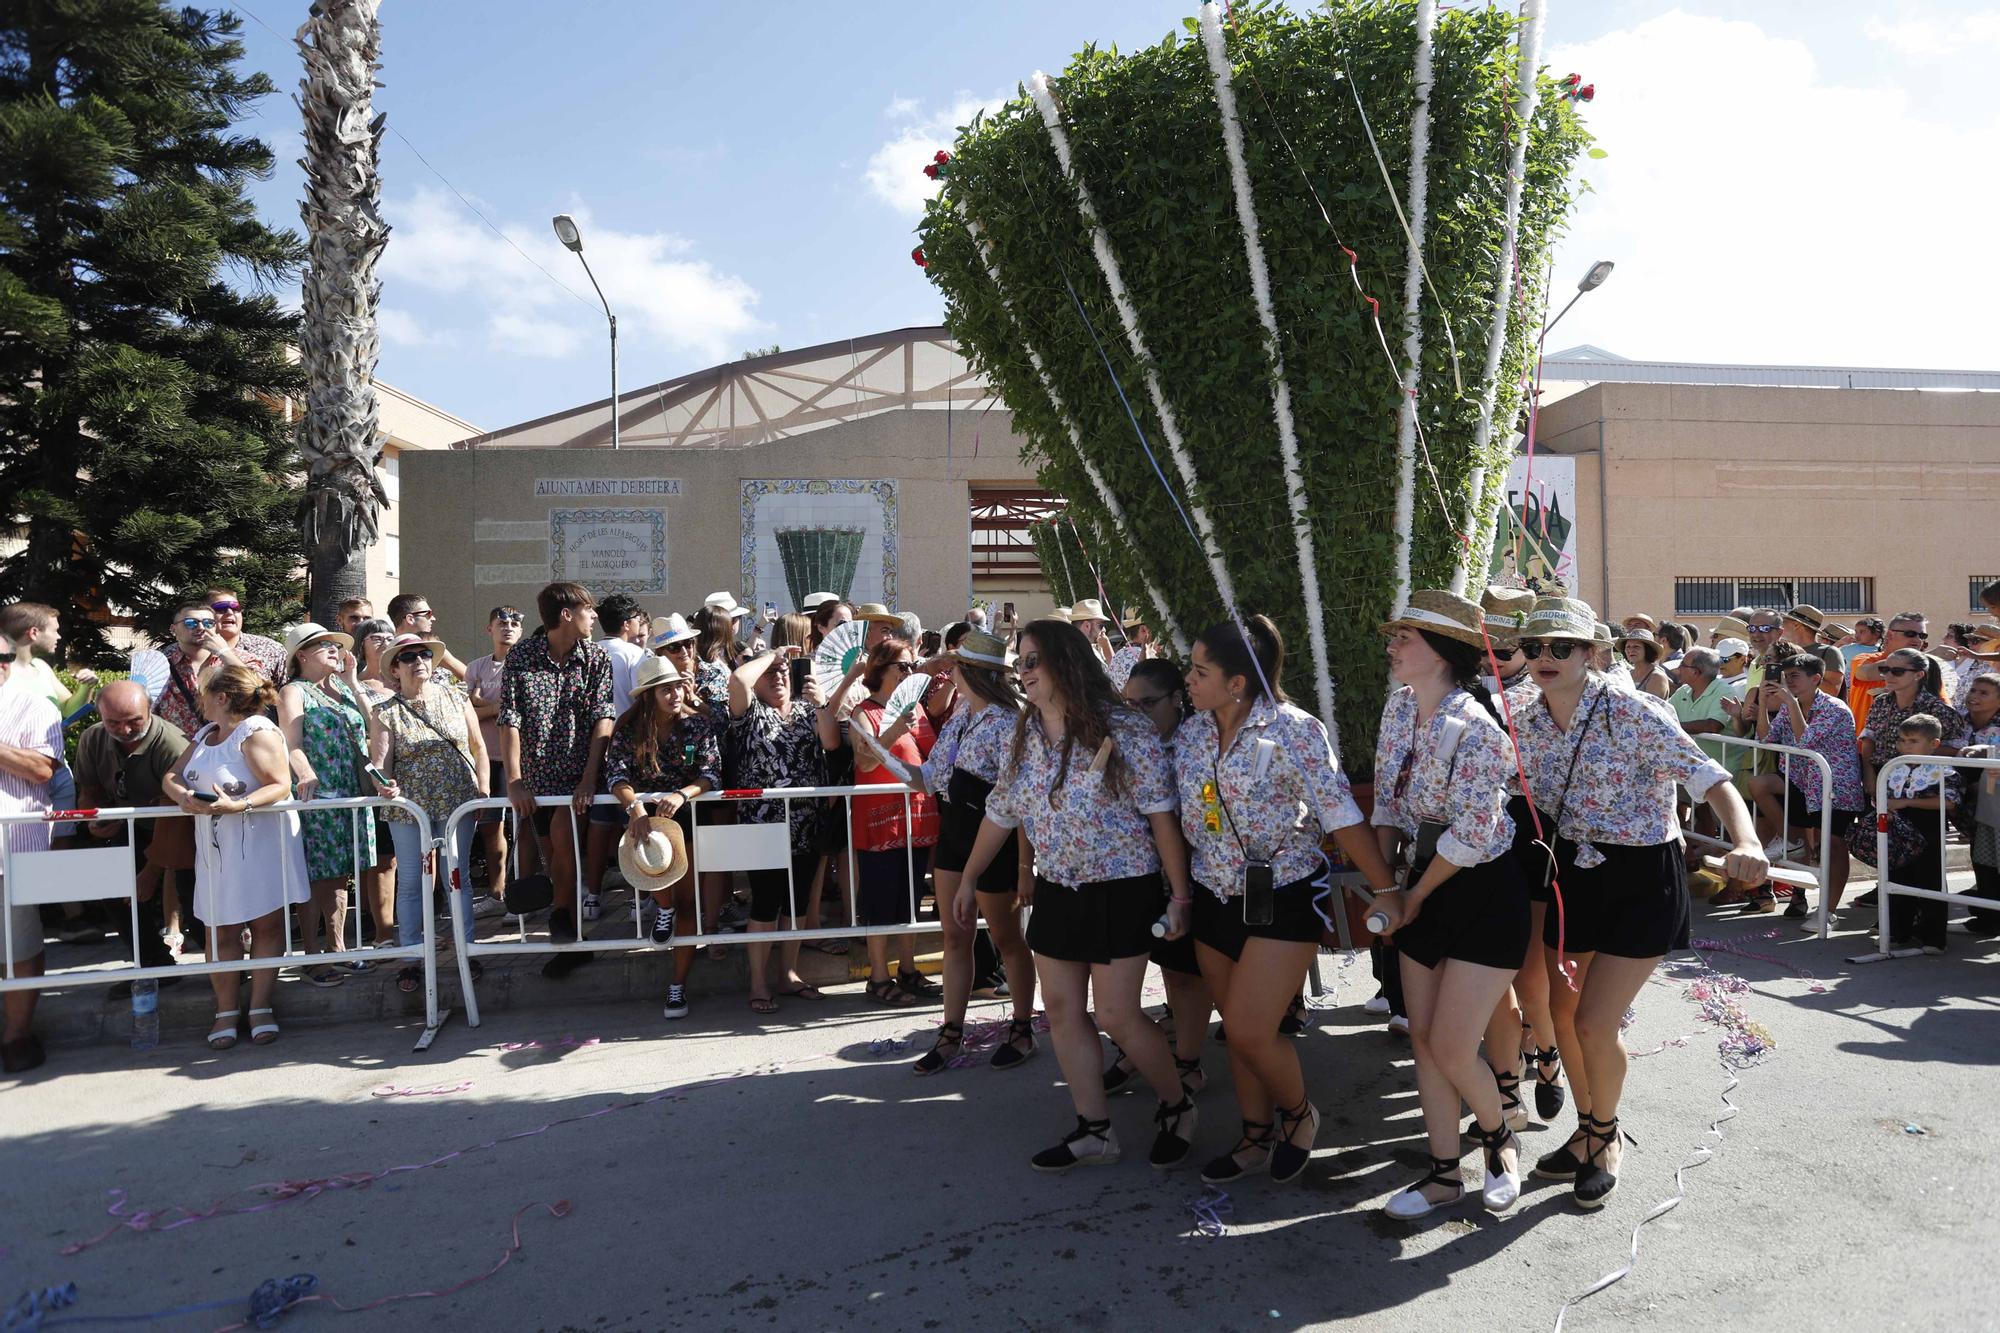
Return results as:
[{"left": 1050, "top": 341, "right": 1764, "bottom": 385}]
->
[{"left": 0, "top": 685, "right": 62, "bottom": 863}]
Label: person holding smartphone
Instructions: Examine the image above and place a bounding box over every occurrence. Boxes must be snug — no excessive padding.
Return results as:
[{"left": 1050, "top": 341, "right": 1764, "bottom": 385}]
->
[
  {"left": 1367, "top": 592, "right": 1530, "bottom": 1218},
  {"left": 1177, "top": 615, "right": 1399, "bottom": 1187}
]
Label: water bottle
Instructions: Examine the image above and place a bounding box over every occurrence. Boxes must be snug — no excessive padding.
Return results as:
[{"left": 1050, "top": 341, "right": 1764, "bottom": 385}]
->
[{"left": 130, "top": 978, "right": 159, "bottom": 1052}]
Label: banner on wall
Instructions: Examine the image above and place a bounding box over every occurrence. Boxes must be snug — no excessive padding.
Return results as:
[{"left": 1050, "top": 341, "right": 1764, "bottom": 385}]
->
[{"left": 1487, "top": 455, "right": 1576, "bottom": 595}]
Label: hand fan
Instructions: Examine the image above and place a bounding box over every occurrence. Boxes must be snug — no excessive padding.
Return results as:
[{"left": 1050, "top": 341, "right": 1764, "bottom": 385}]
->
[
  {"left": 852, "top": 720, "right": 920, "bottom": 787},
  {"left": 812, "top": 619, "right": 868, "bottom": 701},
  {"left": 128, "top": 648, "right": 172, "bottom": 703},
  {"left": 883, "top": 669, "right": 930, "bottom": 721}
]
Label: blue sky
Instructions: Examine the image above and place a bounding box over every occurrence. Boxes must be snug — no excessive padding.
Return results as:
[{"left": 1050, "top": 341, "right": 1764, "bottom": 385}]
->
[{"left": 224, "top": 1, "right": 2000, "bottom": 432}]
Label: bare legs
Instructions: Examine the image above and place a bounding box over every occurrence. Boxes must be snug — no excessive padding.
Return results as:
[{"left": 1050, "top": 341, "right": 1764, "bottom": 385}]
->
[
  {"left": 1403, "top": 955, "right": 1519, "bottom": 1201},
  {"left": 1040, "top": 954, "right": 1177, "bottom": 1124},
  {"left": 1197, "top": 937, "right": 1319, "bottom": 1165},
  {"left": 1543, "top": 948, "right": 1661, "bottom": 1179}
]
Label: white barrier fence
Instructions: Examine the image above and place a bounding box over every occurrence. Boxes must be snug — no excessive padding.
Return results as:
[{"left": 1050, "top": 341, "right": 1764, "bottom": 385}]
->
[
  {"left": 0, "top": 796, "right": 453, "bottom": 1050},
  {"left": 440, "top": 786, "right": 956, "bottom": 1029},
  {"left": 1681, "top": 734, "right": 1837, "bottom": 938},
  {"left": 1853, "top": 753, "right": 2000, "bottom": 963}
]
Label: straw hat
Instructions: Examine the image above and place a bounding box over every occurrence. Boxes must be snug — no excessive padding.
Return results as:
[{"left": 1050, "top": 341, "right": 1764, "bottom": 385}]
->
[
  {"left": 1045, "top": 607, "right": 1073, "bottom": 623},
  {"left": 1784, "top": 604, "right": 1825, "bottom": 634},
  {"left": 1378, "top": 590, "right": 1487, "bottom": 649},
  {"left": 951, "top": 629, "right": 1011, "bottom": 668},
  {"left": 630, "top": 654, "right": 684, "bottom": 698},
  {"left": 282, "top": 622, "right": 353, "bottom": 666},
  {"left": 1591, "top": 622, "right": 1615, "bottom": 647},
  {"left": 1712, "top": 614, "right": 1750, "bottom": 642},
  {"left": 1621, "top": 613, "right": 1659, "bottom": 633},
  {"left": 1120, "top": 612, "right": 1148, "bottom": 631},
  {"left": 1520, "top": 597, "right": 1598, "bottom": 642},
  {"left": 1615, "top": 626, "right": 1663, "bottom": 662},
  {"left": 384, "top": 631, "right": 447, "bottom": 664},
  {"left": 853, "top": 602, "right": 903, "bottom": 626},
  {"left": 649, "top": 612, "right": 697, "bottom": 649},
  {"left": 1069, "top": 599, "right": 1108, "bottom": 625},
  {"left": 617, "top": 815, "right": 690, "bottom": 893},
  {"left": 1480, "top": 587, "right": 1536, "bottom": 640}
]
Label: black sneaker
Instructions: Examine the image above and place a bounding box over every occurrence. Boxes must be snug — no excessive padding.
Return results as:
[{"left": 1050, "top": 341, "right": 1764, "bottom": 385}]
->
[
  {"left": 1149, "top": 1097, "right": 1199, "bottom": 1169},
  {"left": 1783, "top": 891, "right": 1810, "bottom": 919},
  {"left": 663, "top": 984, "right": 689, "bottom": 1020},
  {"left": 650, "top": 907, "right": 676, "bottom": 945}
]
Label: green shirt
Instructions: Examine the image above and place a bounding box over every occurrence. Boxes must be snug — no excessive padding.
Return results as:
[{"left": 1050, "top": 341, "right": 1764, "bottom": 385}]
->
[{"left": 73, "top": 715, "right": 190, "bottom": 807}]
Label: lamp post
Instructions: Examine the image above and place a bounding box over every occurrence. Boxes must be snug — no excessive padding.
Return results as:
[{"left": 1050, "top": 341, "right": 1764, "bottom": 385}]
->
[
  {"left": 1541, "top": 259, "right": 1614, "bottom": 343},
  {"left": 552, "top": 213, "right": 618, "bottom": 450}
]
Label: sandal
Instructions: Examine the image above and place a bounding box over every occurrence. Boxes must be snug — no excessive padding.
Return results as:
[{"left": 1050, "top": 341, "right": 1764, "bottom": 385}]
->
[
  {"left": 1533, "top": 1121, "right": 1593, "bottom": 1182},
  {"left": 775, "top": 983, "right": 825, "bottom": 1001},
  {"left": 1269, "top": 1097, "right": 1320, "bottom": 1184},
  {"left": 866, "top": 978, "right": 914, "bottom": 1006},
  {"left": 1531, "top": 1044, "right": 1566, "bottom": 1120},
  {"left": 396, "top": 965, "right": 420, "bottom": 995},
  {"left": 1575, "top": 1114, "right": 1631, "bottom": 1209},
  {"left": 749, "top": 995, "right": 780, "bottom": 1015},
  {"left": 896, "top": 968, "right": 941, "bottom": 999},
  {"left": 1102, "top": 1044, "right": 1139, "bottom": 1094},
  {"left": 913, "top": 1021, "right": 964, "bottom": 1076},
  {"left": 1176, "top": 1054, "right": 1207, "bottom": 1097},
  {"left": 1199, "top": 1119, "right": 1274, "bottom": 1184},
  {"left": 1494, "top": 1063, "right": 1529, "bottom": 1131},
  {"left": 990, "top": 1016, "right": 1036, "bottom": 1070},
  {"left": 302, "top": 964, "right": 344, "bottom": 989},
  {"left": 1384, "top": 1154, "right": 1467, "bottom": 1220},
  {"left": 1472, "top": 1119, "right": 1522, "bottom": 1213},
  {"left": 248, "top": 1008, "right": 279, "bottom": 1045},
  {"left": 206, "top": 1010, "right": 241, "bottom": 1051}
]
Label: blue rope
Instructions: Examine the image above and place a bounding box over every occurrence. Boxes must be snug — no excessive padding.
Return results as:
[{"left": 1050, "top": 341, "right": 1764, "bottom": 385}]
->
[{"left": 4, "top": 1275, "right": 318, "bottom": 1331}]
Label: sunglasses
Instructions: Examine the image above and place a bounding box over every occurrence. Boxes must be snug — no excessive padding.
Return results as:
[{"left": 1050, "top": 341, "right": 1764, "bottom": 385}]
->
[
  {"left": 410, "top": 608, "right": 436, "bottom": 620},
  {"left": 1891, "top": 628, "right": 1928, "bottom": 640},
  {"left": 1519, "top": 640, "right": 1582, "bottom": 661},
  {"left": 180, "top": 617, "right": 218, "bottom": 631},
  {"left": 210, "top": 600, "right": 241, "bottom": 613},
  {"left": 495, "top": 613, "right": 523, "bottom": 625},
  {"left": 1130, "top": 693, "right": 1172, "bottom": 710},
  {"left": 1745, "top": 622, "right": 1779, "bottom": 633},
  {"left": 892, "top": 661, "right": 916, "bottom": 674},
  {"left": 395, "top": 648, "right": 434, "bottom": 666},
  {"left": 1019, "top": 652, "right": 1041, "bottom": 671},
  {"left": 1880, "top": 666, "right": 1921, "bottom": 678}
]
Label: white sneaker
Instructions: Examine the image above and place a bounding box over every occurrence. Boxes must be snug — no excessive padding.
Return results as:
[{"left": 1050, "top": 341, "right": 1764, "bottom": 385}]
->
[
  {"left": 581, "top": 893, "right": 602, "bottom": 922},
  {"left": 1387, "top": 1014, "right": 1411, "bottom": 1036},
  {"left": 472, "top": 895, "right": 508, "bottom": 920},
  {"left": 1480, "top": 1128, "right": 1523, "bottom": 1213},
  {"left": 1364, "top": 995, "right": 1391, "bottom": 1015}
]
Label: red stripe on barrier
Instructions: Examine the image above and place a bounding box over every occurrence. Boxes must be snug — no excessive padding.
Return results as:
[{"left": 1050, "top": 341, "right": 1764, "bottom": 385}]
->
[
  {"left": 44, "top": 809, "right": 97, "bottom": 821},
  {"left": 719, "top": 788, "right": 767, "bottom": 799}
]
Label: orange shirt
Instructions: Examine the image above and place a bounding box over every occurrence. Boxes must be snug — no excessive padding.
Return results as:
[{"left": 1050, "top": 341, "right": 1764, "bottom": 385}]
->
[{"left": 1846, "top": 651, "right": 1888, "bottom": 734}]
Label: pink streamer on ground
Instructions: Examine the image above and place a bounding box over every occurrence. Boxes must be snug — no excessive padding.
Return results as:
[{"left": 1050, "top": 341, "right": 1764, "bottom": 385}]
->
[{"left": 370, "top": 1081, "right": 473, "bottom": 1099}]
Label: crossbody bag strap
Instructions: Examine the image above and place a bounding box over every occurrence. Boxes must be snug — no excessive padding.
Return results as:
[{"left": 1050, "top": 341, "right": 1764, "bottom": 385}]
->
[
  {"left": 386, "top": 690, "right": 480, "bottom": 782},
  {"left": 1543, "top": 689, "right": 1609, "bottom": 841}
]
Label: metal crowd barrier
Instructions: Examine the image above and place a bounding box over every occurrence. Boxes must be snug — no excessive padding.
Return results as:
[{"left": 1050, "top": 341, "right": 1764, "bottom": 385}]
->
[
  {"left": 0, "top": 796, "right": 452, "bottom": 1051},
  {"left": 441, "top": 786, "right": 952, "bottom": 1029},
  {"left": 1681, "top": 734, "right": 1836, "bottom": 938},
  {"left": 1851, "top": 753, "right": 1999, "bottom": 963}
]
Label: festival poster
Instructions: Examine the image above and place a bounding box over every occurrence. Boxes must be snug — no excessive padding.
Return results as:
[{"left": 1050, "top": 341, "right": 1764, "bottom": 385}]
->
[{"left": 1487, "top": 455, "right": 1576, "bottom": 595}]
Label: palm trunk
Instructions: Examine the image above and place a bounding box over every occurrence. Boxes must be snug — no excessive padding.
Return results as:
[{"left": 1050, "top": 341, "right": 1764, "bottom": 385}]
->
[{"left": 296, "top": 0, "right": 390, "bottom": 627}]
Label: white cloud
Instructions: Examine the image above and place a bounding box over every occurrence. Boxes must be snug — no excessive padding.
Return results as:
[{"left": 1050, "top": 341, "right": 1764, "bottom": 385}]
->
[
  {"left": 1863, "top": 10, "right": 2000, "bottom": 57},
  {"left": 379, "top": 188, "right": 764, "bottom": 366},
  {"left": 376, "top": 306, "right": 453, "bottom": 348},
  {"left": 864, "top": 93, "right": 1007, "bottom": 215},
  {"left": 1545, "top": 10, "right": 2000, "bottom": 368}
]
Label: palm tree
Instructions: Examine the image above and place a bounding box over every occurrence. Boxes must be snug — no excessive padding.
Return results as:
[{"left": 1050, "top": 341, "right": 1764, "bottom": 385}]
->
[{"left": 296, "top": 0, "right": 389, "bottom": 626}]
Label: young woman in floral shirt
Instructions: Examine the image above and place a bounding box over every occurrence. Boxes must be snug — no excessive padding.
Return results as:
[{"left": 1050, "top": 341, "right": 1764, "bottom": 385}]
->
[
  {"left": 1177, "top": 616, "right": 1399, "bottom": 1189},
  {"left": 958, "top": 620, "right": 1198, "bottom": 1174},
  {"left": 1510, "top": 598, "right": 1766, "bottom": 1210},
  {"left": 1368, "top": 592, "right": 1532, "bottom": 1218}
]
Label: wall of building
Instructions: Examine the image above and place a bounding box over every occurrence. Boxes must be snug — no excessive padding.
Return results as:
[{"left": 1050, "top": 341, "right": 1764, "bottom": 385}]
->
[
  {"left": 1535, "top": 382, "right": 2000, "bottom": 633},
  {"left": 401, "top": 409, "right": 1040, "bottom": 653}
]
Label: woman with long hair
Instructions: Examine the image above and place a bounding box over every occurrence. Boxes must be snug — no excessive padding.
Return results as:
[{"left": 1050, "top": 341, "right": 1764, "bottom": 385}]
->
[
  {"left": 1617, "top": 628, "right": 1674, "bottom": 699},
  {"left": 959, "top": 619, "right": 1199, "bottom": 1172},
  {"left": 1179, "top": 616, "right": 1399, "bottom": 1187},
  {"left": 1859, "top": 647, "right": 1966, "bottom": 789},
  {"left": 770, "top": 612, "right": 812, "bottom": 655},
  {"left": 691, "top": 606, "right": 738, "bottom": 711},
  {"left": 921, "top": 630, "right": 1037, "bottom": 1073},
  {"left": 1368, "top": 593, "right": 1531, "bottom": 1217},
  {"left": 808, "top": 599, "right": 852, "bottom": 654},
  {"left": 1512, "top": 597, "right": 1766, "bottom": 1209},
  {"left": 1103, "top": 657, "right": 1213, "bottom": 1100}
]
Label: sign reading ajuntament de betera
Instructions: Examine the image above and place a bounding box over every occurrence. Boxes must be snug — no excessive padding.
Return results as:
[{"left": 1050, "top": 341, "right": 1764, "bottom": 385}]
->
[
  {"left": 535, "top": 478, "right": 684, "bottom": 497},
  {"left": 548, "top": 508, "right": 667, "bottom": 594}
]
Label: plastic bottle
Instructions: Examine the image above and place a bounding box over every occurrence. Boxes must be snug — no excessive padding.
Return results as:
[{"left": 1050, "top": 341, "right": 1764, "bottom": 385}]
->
[{"left": 130, "top": 978, "right": 159, "bottom": 1052}]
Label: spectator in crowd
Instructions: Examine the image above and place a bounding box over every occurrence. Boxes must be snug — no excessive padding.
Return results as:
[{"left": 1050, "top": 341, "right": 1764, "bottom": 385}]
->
[
  {"left": 1, "top": 601, "right": 98, "bottom": 717},
  {"left": 1656, "top": 622, "right": 1687, "bottom": 672},
  {"left": 276, "top": 623, "right": 381, "bottom": 985},
  {"left": 584, "top": 594, "right": 653, "bottom": 909},
  {"left": 1069, "top": 600, "right": 1116, "bottom": 668},
  {"left": 823, "top": 636, "right": 938, "bottom": 1006},
  {"left": 352, "top": 617, "right": 397, "bottom": 705},
  {"left": 156, "top": 596, "right": 244, "bottom": 740},
  {"left": 703, "top": 592, "right": 755, "bottom": 654},
  {"left": 1848, "top": 612, "right": 1930, "bottom": 734},
  {"left": 1780, "top": 605, "right": 1825, "bottom": 652},
  {"left": 725, "top": 649, "right": 829, "bottom": 1017},
  {"left": 966, "top": 605, "right": 989, "bottom": 631},
  {"left": 769, "top": 612, "right": 811, "bottom": 654},
  {"left": 386, "top": 593, "right": 469, "bottom": 683},
  {"left": 1959, "top": 672, "right": 2000, "bottom": 938},
  {"left": 204, "top": 585, "right": 287, "bottom": 685},
  {"left": 1715, "top": 638, "right": 1751, "bottom": 690},
  {"left": 1588, "top": 622, "right": 1620, "bottom": 680},
  {"left": 1122, "top": 614, "right": 1154, "bottom": 651},
  {"left": 74, "top": 681, "right": 194, "bottom": 982},
  {"left": 1750, "top": 652, "right": 1865, "bottom": 918},
  {"left": 467, "top": 606, "right": 533, "bottom": 900},
  {"left": 608, "top": 655, "right": 719, "bottom": 1017},
  {"left": 0, "top": 631, "right": 61, "bottom": 1074},
  {"left": 1859, "top": 647, "right": 1965, "bottom": 790},
  {"left": 1839, "top": 617, "right": 1885, "bottom": 668},
  {"left": 1615, "top": 627, "right": 1672, "bottom": 699},
  {"left": 1812, "top": 645, "right": 1847, "bottom": 697},
  {"left": 162, "top": 665, "right": 311, "bottom": 1049},
  {"left": 1883, "top": 714, "right": 1956, "bottom": 952},
  {"left": 1938, "top": 624, "right": 1987, "bottom": 704},
  {"left": 801, "top": 591, "right": 833, "bottom": 618},
  {"left": 1670, "top": 648, "right": 1736, "bottom": 767},
  {"left": 337, "top": 597, "right": 373, "bottom": 636},
  {"left": 499, "top": 582, "right": 615, "bottom": 979},
  {"left": 1619, "top": 613, "right": 1657, "bottom": 635},
  {"left": 349, "top": 615, "right": 400, "bottom": 932},
  {"left": 372, "top": 632, "right": 487, "bottom": 993},
  {"left": 690, "top": 607, "right": 737, "bottom": 715},
  {"left": 808, "top": 597, "right": 851, "bottom": 652}
]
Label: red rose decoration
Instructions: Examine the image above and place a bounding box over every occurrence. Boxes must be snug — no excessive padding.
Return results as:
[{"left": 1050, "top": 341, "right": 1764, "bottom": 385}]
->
[
  {"left": 1579, "top": 84, "right": 1595, "bottom": 101},
  {"left": 1564, "top": 72, "right": 1580, "bottom": 86},
  {"left": 923, "top": 163, "right": 940, "bottom": 180},
  {"left": 911, "top": 246, "right": 927, "bottom": 269},
  {"left": 934, "top": 150, "right": 951, "bottom": 164}
]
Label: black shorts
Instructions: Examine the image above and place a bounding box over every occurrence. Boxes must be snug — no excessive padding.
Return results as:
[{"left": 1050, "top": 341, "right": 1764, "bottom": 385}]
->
[
  {"left": 1508, "top": 795, "right": 1557, "bottom": 905},
  {"left": 1394, "top": 854, "right": 1531, "bottom": 972},
  {"left": 479, "top": 762, "right": 507, "bottom": 825},
  {"left": 1150, "top": 928, "right": 1201, "bottom": 976},
  {"left": 1541, "top": 839, "right": 1690, "bottom": 960},
  {"left": 1780, "top": 780, "right": 1859, "bottom": 835},
  {"left": 933, "top": 799, "right": 1019, "bottom": 893},
  {"left": 746, "top": 851, "right": 818, "bottom": 923},
  {"left": 1190, "top": 871, "right": 1327, "bottom": 962},
  {"left": 856, "top": 847, "right": 930, "bottom": 927},
  {"left": 1026, "top": 872, "right": 1163, "bottom": 964}
]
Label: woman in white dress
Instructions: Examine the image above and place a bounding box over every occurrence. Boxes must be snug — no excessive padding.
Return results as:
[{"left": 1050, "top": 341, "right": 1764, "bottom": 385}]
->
[{"left": 162, "top": 665, "right": 312, "bottom": 1049}]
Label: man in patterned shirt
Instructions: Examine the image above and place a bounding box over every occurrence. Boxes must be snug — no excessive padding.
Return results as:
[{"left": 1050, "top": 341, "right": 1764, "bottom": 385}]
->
[
  {"left": 499, "top": 582, "right": 615, "bottom": 977},
  {"left": 155, "top": 596, "right": 258, "bottom": 739},
  {"left": 203, "top": 585, "right": 286, "bottom": 686}
]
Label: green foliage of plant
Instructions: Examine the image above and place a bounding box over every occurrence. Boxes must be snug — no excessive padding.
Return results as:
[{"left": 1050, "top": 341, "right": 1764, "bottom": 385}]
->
[
  {"left": 0, "top": 0, "right": 307, "bottom": 663},
  {"left": 918, "top": 1, "right": 1589, "bottom": 771}
]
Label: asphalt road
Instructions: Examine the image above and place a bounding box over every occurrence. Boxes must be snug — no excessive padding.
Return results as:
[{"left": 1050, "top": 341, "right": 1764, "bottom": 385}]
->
[{"left": 4, "top": 917, "right": 1995, "bottom": 1333}]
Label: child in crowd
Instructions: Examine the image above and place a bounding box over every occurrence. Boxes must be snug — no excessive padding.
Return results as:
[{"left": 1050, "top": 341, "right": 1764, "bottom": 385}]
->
[{"left": 1883, "top": 714, "right": 1957, "bottom": 952}]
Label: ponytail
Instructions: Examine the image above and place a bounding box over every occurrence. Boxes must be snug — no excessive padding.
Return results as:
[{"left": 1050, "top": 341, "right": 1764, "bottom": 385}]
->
[{"left": 1419, "top": 631, "right": 1503, "bottom": 726}]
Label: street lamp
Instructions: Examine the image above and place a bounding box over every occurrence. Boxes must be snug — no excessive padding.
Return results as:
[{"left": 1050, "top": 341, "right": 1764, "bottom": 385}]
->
[
  {"left": 552, "top": 213, "right": 619, "bottom": 450},
  {"left": 1542, "top": 259, "right": 1615, "bottom": 342}
]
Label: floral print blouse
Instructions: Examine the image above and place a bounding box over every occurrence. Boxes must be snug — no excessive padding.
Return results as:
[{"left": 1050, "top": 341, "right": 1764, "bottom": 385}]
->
[
  {"left": 723, "top": 700, "right": 825, "bottom": 853},
  {"left": 920, "top": 701, "right": 1017, "bottom": 793},
  {"left": 1862, "top": 689, "right": 1967, "bottom": 769},
  {"left": 693, "top": 659, "right": 731, "bottom": 723},
  {"left": 1370, "top": 686, "right": 1516, "bottom": 868},
  {"left": 1173, "top": 697, "right": 1365, "bottom": 896},
  {"left": 604, "top": 711, "right": 721, "bottom": 796},
  {"left": 375, "top": 683, "right": 480, "bottom": 828},
  {"left": 987, "top": 705, "right": 1176, "bottom": 887},
  {"left": 1513, "top": 675, "right": 1730, "bottom": 866},
  {"left": 1762, "top": 690, "right": 1866, "bottom": 811}
]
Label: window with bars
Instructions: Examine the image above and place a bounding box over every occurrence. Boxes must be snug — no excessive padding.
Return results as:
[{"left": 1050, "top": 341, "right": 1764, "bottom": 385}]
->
[
  {"left": 1674, "top": 577, "right": 1872, "bottom": 617},
  {"left": 1972, "top": 577, "right": 2000, "bottom": 614}
]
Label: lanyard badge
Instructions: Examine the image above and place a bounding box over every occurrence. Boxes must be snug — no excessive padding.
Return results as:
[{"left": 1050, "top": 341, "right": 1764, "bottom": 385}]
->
[{"left": 1200, "top": 778, "right": 1222, "bottom": 833}]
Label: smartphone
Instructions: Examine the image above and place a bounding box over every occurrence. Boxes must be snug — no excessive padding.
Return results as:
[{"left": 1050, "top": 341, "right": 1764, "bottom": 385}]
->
[
  {"left": 1001, "top": 601, "right": 1017, "bottom": 628},
  {"left": 364, "top": 763, "right": 390, "bottom": 787},
  {"left": 1242, "top": 858, "right": 1275, "bottom": 927},
  {"left": 789, "top": 657, "right": 810, "bottom": 695},
  {"left": 764, "top": 600, "right": 778, "bottom": 623},
  {"left": 190, "top": 791, "right": 219, "bottom": 804}
]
